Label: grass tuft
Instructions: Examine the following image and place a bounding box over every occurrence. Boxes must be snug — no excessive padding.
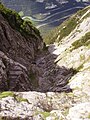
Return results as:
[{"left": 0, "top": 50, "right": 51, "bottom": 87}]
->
[{"left": 0, "top": 91, "right": 14, "bottom": 99}]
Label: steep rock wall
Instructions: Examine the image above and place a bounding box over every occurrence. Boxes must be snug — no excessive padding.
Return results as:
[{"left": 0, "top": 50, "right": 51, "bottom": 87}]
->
[{"left": 0, "top": 4, "right": 44, "bottom": 91}]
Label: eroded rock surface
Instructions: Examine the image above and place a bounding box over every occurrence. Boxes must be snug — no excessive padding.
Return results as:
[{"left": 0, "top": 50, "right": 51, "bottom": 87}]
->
[
  {"left": 0, "top": 51, "right": 32, "bottom": 91},
  {"left": 0, "top": 4, "right": 43, "bottom": 92}
]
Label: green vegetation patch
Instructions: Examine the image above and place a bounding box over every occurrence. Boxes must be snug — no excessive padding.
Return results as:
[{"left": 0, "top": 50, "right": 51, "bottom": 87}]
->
[
  {"left": 35, "top": 111, "right": 50, "bottom": 119},
  {"left": 18, "top": 11, "right": 24, "bottom": 17},
  {"left": 76, "top": 64, "right": 84, "bottom": 71},
  {"left": 15, "top": 96, "right": 29, "bottom": 103},
  {"left": 0, "top": 92, "right": 29, "bottom": 103},
  {"left": 0, "top": 3, "right": 40, "bottom": 38},
  {"left": 44, "top": 25, "right": 61, "bottom": 44},
  {"left": 0, "top": 91, "right": 14, "bottom": 99},
  {"left": 0, "top": 91, "right": 29, "bottom": 103},
  {"left": 44, "top": 14, "right": 78, "bottom": 44},
  {"left": 40, "top": 111, "right": 50, "bottom": 118},
  {"left": 87, "top": 113, "right": 90, "bottom": 119},
  {"left": 58, "top": 17, "right": 78, "bottom": 41},
  {"left": 72, "top": 32, "right": 90, "bottom": 50}
]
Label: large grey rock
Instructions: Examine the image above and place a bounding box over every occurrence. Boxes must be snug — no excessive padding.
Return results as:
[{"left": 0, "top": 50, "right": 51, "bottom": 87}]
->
[{"left": 0, "top": 51, "right": 31, "bottom": 91}]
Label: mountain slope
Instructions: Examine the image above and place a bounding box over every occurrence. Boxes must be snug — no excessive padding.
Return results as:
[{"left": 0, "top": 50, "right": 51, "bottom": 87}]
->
[
  {"left": 45, "top": 5, "right": 90, "bottom": 44},
  {"left": 0, "top": 4, "right": 90, "bottom": 120},
  {"left": 47, "top": 5, "right": 90, "bottom": 119}
]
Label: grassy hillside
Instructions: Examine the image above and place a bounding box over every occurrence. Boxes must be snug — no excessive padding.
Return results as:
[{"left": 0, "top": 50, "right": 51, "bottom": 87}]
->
[
  {"left": 44, "top": 6, "right": 90, "bottom": 44},
  {"left": 72, "top": 32, "right": 90, "bottom": 50}
]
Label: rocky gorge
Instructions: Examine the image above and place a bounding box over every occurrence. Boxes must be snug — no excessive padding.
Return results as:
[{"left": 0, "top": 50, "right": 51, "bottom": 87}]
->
[{"left": 0, "top": 3, "right": 90, "bottom": 120}]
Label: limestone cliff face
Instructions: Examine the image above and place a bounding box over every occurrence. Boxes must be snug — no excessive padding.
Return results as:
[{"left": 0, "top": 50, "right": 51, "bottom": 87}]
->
[{"left": 0, "top": 4, "right": 43, "bottom": 91}]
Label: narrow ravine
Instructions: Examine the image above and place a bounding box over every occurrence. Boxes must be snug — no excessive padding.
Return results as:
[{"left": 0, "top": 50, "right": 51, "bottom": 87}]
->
[{"left": 34, "top": 45, "right": 76, "bottom": 93}]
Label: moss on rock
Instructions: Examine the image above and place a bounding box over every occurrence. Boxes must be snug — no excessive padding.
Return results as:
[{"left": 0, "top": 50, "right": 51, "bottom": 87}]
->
[
  {"left": 72, "top": 32, "right": 90, "bottom": 50},
  {"left": 0, "top": 91, "right": 14, "bottom": 99},
  {"left": 0, "top": 3, "right": 40, "bottom": 38}
]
